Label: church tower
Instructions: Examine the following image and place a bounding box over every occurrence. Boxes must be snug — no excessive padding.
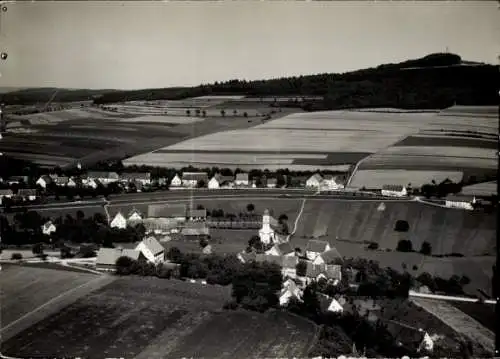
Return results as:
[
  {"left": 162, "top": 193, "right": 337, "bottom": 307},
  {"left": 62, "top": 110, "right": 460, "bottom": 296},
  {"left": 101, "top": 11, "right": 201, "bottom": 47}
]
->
[{"left": 259, "top": 209, "right": 275, "bottom": 244}]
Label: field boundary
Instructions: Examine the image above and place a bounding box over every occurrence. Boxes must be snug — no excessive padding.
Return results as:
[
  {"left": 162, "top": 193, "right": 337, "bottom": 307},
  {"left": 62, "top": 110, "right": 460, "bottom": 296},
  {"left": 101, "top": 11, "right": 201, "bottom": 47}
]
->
[{"left": 1, "top": 275, "right": 115, "bottom": 343}]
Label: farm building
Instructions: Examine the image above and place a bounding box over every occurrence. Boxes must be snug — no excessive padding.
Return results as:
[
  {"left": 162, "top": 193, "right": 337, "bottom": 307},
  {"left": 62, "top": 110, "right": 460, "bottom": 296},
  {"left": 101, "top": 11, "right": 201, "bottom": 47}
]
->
[
  {"left": 304, "top": 262, "right": 342, "bottom": 285},
  {"left": 208, "top": 174, "right": 234, "bottom": 189},
  {"left": 381, "top": 185, "right": 408, "bottom": 197},
  {"left": 305, "top": 239, "right": 331, "bottom": 261},
  {"left": 319, "top": 294, "right": 344, "bottom": 313},
  {"left": 313, "top": 248, "right": 343, "bottom": 265},
  {"left": 384, "top": 322, "right": 434, "bottom": 353},
  {"left": 36, "top": 175, "right": 53, "bottom": 189},
  {"left": 83, "top": 178, "right": 101, "bottom": 189},
  {"left": 259, "top": 209, "right": 279, "bottom": 244},
  {"left": 147, "top": 203, "right": 187, "bottom": 221},
  {"left": 255, "top": 254, "right": 284, "bottom": 267},
  {"left": 202, "top": 244, "right": 213, "bottom": 255},
  {"left": 182, "top": 172, "right": 209, "bottom": 188},
  {"left": 0, "top": 189, "right": 13, "bottom": 204},
  {"left": 234, "top": 173, "right": 250, "bottom": 186},
  {"left": 181, "top": 221, "right": 210, "bottom": 237},
  {"left": 135, "top": 236, "right": 165, "bottom": 263},
  {"left": 187, "top": 208, "right": 207, "bottom": 221},
  {"left": 96, "top": 247, "right": 143, "bottom": 271},
  {"left": 127, "top": 208, "right": 143, "bottom": 223},
  {"left": 169, "top": 174, "right": 182, "bottom": 188},
  {"left": 280, "top": 279, "right": 303, "bottom": 306},
  {"left": 86, "top": 171, "right": 120, "bottom": 185},
  {"left": 7, "top": 175, "right": 29, "bottom": 185},
  {"left": 110, "top": 212, "right": 127, "bottom": 229},
  {"left": 306, "top": 174, "right": 323, "bottom": 188},
  {"left": 142, "top": 218, "right": 180, "bottom": 234},
  {"left": 321, "top": 175, "right": 345, "bottom": 190},
  {"left": 41, "top": 221, "right": 57, "bottom": 236},
  {"left": 266, "top": 178, "right": 278, "bottom": 188},
  {"left": 444, "top": 195, "right": 475, "bottom": 211},
  {"left": 265, "top": 242, "right": 295, "bottom": 257},
  {"left": 17, "top": 189, "right": 37, "bottom": 201},
  {"left": 281, "top": 255, "right": 299, "bottom": 278},
  {"left": 120, "top": 172, "right": 152, "bottom": 186}
]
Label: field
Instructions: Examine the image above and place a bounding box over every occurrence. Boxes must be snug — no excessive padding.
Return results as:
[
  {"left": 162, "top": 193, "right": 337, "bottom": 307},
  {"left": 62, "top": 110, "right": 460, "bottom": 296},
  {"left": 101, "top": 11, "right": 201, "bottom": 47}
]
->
[
  {"left": 1, "top": 276, "right": 317, "bottom": 358},
  {"left": 349, "top": 169, "right": 465, "bottom": 188},
  {"left": 461, "top": 181, "right": 497, "bottom": 196},
  {"left": 449, "top": 301, "right": 496, "bottom": 331},
  {"left": 410, "top": 297, "right": 494, "bottom": 353},
  {"left": 0, "top": 264, "right": 113, "bottom": 342}
]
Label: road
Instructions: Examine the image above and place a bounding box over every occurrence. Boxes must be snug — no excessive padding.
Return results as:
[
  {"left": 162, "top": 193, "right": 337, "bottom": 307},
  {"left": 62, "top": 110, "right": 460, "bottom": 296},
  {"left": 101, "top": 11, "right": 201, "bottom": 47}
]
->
[{"left": 9, "top": 189, "right": 414, "bottom": 213}]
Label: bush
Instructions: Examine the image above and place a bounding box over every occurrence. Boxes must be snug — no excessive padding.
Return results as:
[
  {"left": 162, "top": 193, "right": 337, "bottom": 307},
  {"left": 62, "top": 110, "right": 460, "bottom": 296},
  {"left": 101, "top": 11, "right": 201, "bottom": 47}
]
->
[
  {"left": 394, "top": 220, "right": 409, "bottom": 232},
  {"left": 419, "top": 241, "right": 432, "bottom": 256},
  {"left": 396, "top": 239, "right": 413, "bottom": 252},
  {"left": 11, "top": 252, "right": 23, "bottom": 260},
  {"left": 367, "top": 242, "right": 379, "bottom": 250}
]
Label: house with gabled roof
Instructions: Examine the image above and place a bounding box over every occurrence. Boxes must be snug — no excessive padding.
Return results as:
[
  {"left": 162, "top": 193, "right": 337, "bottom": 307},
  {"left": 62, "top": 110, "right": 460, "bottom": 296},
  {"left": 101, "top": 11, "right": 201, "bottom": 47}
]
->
[
  {"left": 306, "top": 173, "right": 323, "bottom": 188},
  {"left": 17, "top": 188, "right": 37, "bottom": 201},
  {"left": 305, "top": 239, "right": 331, "bottom": 260},
  {"left": 96, "top": 247, "right": 144, "bottom": 271},
  {"left": 182, "top": 172, "right": 209, "bottom": 188},
  {"left": 234, "top": 173, "right": 250, "bottom": 186},
  {"left": 110, "top": 212, "right": 127, "bottom": 229},
  {"left": 135, "top": 236, "right": 165, "bottom": 263},
  {"left": 120, "top": 172, "right": 151, "bottom": 186},
  {"left": 304, "top": 262, "right": 342, "bottom": 285},
  {"left": 36, "top": 175, "right": 53, "bottom": 189},
  {"left": 319, "top": 293, "right": 344, "bottom": 313},
  {"left": 142, "top": 218, "right": 179, "bottom": 234},
  {"left": 322, "top": 175, "right": 345, "bottom": 190},
  {"left": 280, "top": 278, "right": 303, "bottom": 306},
  {"left": 208, "top": 174, "right": 234, "bottom": 189},
  {"left": 265, "top": 242, "right": 295, "bottom": 257},
  {"left": 255, "top": 254, "right": 283, "bottom": 267},
  {"left": 237, "top": 250, "right": 257, "bottom": 263},
  {"left": 187, "top": 208, "right": 207, "bottom": 221},
  {"left": 266, "top": 178, "right": 278, "bottom": 188},
  {"left": 41, "top": 221, "right": 57, "bottom": 236},
  {"left": 281, "top": 255, "right": 299, "bottom": 278},
  {"left": 381, "top": 184, "right": 407, "bottom": 197},
  {"left": 181, "top": 222, "right": 210, "bottom": 237},
  {"left": 169, "top": 174, "right": 182, "bottom": 188},
  {"left": 127, "top": 208, "right": 143, "bottom": 223},
  {"left": 202, "top": 244, "right": 213, "bottom": 255},
  {"left": 86, "top": 171, "right": 120, "bottom": 185},
  {"left": 384, "top": 321, "right": 434, "bottom": 353},
  {"left": 313, "top": 247, "right": 343, "bottom": 265}
]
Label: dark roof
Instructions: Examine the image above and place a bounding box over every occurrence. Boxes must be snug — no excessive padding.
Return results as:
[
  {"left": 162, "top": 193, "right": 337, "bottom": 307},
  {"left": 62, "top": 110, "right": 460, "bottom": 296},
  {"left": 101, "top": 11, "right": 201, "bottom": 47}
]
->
[
  {"left": 306, "top": 262, "right": 325, "bottom": 278},
  {"left": 214, "top": 174, "right": 234, "bottom": 183},
  {"left": 276, "top": 242, "right": 294, "bottom": 255},
  {"left": 384, "top": 321, "right": 426, "bottom": 347},
  {"left": 306, "top": 239, "right": 330, "bottom": 253},
  {"left": 38, "top": 175, "right": 53, "bottom": 183},
  {"left": 54, "top": 176, "right": 69, "bottom": 185},
  {"left": 282, "top": 255, "right": 299, "bottom": 269},
  {"left": 148, "top": 204, "right": 186, "bottom": 218},
  {"left": 255, "top": 254, "right": 283, "bottom": 266},
  {"left": 324, "top": 264, "right": 342, "bottom": 280},
  {"left": 121, "top": 172, "right": 151, "bottom": 181},
  {"left": 318, "top": 248, "right": 342, "bottom": 264},
  {"left": 382, "top": 185, "right": 405, "bottom": 191},
  {"left": 182, "top": 172, "right": 208, "bottom": 181},
  {"left": 96, "top": 248, "right": 141, "bottom": 266},
  {"left": 235, "top": 173, "right": 249, "bottom": 181}
]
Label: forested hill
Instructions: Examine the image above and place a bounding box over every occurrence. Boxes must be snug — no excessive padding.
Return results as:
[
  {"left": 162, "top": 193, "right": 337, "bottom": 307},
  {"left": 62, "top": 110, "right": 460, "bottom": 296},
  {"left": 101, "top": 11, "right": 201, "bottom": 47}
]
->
[{"left": 3, "top": 53, "right": 498, "bottom": 110}]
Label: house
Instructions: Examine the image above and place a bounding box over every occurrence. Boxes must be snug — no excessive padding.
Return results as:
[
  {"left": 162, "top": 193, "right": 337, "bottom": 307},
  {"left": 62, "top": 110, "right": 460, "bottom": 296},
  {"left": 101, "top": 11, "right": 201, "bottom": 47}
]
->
[
  {"left": 127, "top": 208, "right": 143, "bottom": 223},
  {"left": 306, "top": 174, "right": 323, "bottom": 188},
  {"left": 281, "top": 255, "right": 299, "bottom": 278},
  {"left": 265, "top": 242, "right": 295, "bottom": 257},
  {"left": 258, "top": 209, "right": 277, "bottom": 244},
  {"left": 305, "top": 239, "right": 331, "bottom": 260},
  {"left": 289, "top": 175, "right": 309, "bottom": 188},
  {"left": 322, "top": 175, "right": 345, "bottom": 190},
  {"left": 208, "top": 174, "right": 234, "bottom": 189},
  {"left": 313, "top": 248, "right": 342, "bottom": 265},
  {"left": 237, "top": 250, "right": 257, "bottom": 263},
  {"left": 280, "top": 279, "right": 303, "bottom": 306},
  {"left": 202, "top": 244, "right": 213, "bottom": 255},
  {"left": 36, "top": 175, "right": 53, "bottom": 189},
  {"left": 234, "top": 173, "right": 250, "bottom": 187},
  {"left": 95, "top": 247, "right": 143, "bottom": 271},
  {"left": 169, "top": 174, "right": 182, "bottom": 188},
  {"left": 120, "top": 172, "right": 151, "bottom": 186},
  {"left": 319, "top": 294, "right": 344, "bottom": 313},
  {"left": 317, "top": 264, "right": 342, "bottom": 283},
  {"left": 208, "top": 176, "right": 220, "bottom": 189},
  {"left": 384, "top": 321, "right": 434, "bottom": 353},
  {"left": 255, "top": 254, "right": 284, "bottom": 267},
  {"left": 181, "top": 222, "right": 210, "bottom": 237},
  {"left": 110, "top": 212, "right": 127, "bottom": 229},
  {"left": 444, "top": 195, "right": 475, "bottom": 211},
  {"left": 41, "top": 221, "right": 57, "bottom": 236},
  {"left": 17, "top": 188, "right": 37, "bottom": 201},
  {"left": 7, "top": 175, "right": 29, "bottom": 185},
  {"left": 53, "top": 176, "right": 77, "bottom": 187},
  {"left": 84, "top": 177, "right": 101, "bottom": 189},
  {"left": 86, "top": 171, "right": 120, "bottom": 185},
  {"left": 148, "top": 204, "right": 187, "bottom": 221},
  {"left": 135, "top": 236, "right": 165, "bottom": 263},
  {"left": 266, "top": 178, "right": 278, "bottom": 188},
  {"left": 142, "top": 218, "right": 179, "bottom": 234},
  {"left": 187, "top": 208, "right": 207, "bottom": 221},
  {"left": 181, "top": 172, "right": 209, "bottom": 188},
  {"left": 381, "top": 185, "right": 407, "bottom": 197},
  {"left": 0, "top": 189, "right": 13, "bottom": 204}
]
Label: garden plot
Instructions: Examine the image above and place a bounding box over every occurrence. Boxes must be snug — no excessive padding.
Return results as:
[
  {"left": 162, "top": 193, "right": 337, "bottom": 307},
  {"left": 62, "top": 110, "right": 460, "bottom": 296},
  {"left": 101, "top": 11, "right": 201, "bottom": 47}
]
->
[{"left": 348, "top": 169, "right": 464, "bottom": 188}]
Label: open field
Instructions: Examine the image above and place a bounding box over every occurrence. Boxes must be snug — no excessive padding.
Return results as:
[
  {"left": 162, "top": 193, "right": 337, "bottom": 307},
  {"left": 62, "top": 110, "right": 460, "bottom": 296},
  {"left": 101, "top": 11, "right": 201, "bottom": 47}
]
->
[
  {"left": 410, "top": 297, "right": 494, "bottom": 353},
  {"left": 461, "top": 181, "right": 497, "bottom": 196},
  {"left": 449, "top": 301, "right": 496, "bottom": 332},
  {"left": 1, "top": 277, "right": 316, "bottom": 359},
  {"left": 293, "top": 200, "right": 496, "bottom": 257},
  {"left": 348, "top": 169, "right": 465, "bottom": 188},
  {"left": 0, "top": 264, "right": 112, "bottom": 342}
]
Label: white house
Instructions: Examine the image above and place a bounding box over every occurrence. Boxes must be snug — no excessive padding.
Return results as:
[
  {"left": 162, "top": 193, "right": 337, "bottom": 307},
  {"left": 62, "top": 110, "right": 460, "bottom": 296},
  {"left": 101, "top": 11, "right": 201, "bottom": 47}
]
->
[
  {"left": 313, "top": 248, "right": 342, "bottom": 265},
  {"left": 305, "top": 239, "right": 331, "bottom": 261},
  {"left": 208, "top": 174, "right": 234, "bottom": 189},
  {"left": 321, "top": 175, "right": 345, "bottom": 191},
  {"left": 279, "top": 279, "right": 303, "bottom": 306},
  {"left": 381, "top": 185, "right": 407, "bottom": 197},
  {"left": 444, "top": 196, "right": 475, "bottom": 211},
  {"left": 202, "top": 244, "right": 213, "bottom": 255},
  {"left": 259, "top": 209, "right": 276, "bottom": 244},
  {"left": 135, "top": 236, "right": 165, "bottom": 263},
  {"left": 110, "top": 212, "right": 127, "bottom": 229},
  {"left": 53, "top": 176, "right": 77, "bottom": 187},
  {"left": 306, "top": 174, "right": 323, "bottom": 188},
  {"left": 169, "top": 174, "right": 182, "bottom": 188},
  {"left": 182, "top": 172, "right": 209, "bottom": 188},
  {"left": 84, "top": 178, "right": 100, "bottom": 189},
  {"left": 41, "top": 221, "right": 57, "bottom": 236},
  {"left": 36, "top": 175, "right": 53, "bottom": 189},
  {"left": 266, "top": 178, "right": 278, "bottom": 188},
  {"left": 121, "top": 172, "right": 151, "bottom": 186},
  {"left": 87, "top": 171, "right": 120, "bottom": 185},
  {"left": 265, "top": 242, "right": 295, "bottom": 257},
  {"left": 234, "top": 173, "right": 250, "bottom": 187},
  {"left": 319, "top": 294, "right": 344, "bottom": 313},
  {"left": 127, "top": 208, "right": 143, "bottom": 224},
  {"left": 208, "top": 176, "right": 220, "bottom": 189}
]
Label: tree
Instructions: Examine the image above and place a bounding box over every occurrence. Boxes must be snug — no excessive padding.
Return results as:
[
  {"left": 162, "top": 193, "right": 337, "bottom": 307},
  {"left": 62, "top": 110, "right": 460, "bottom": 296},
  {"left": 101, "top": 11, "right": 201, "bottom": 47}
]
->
[
  {"left": 296, "top": 260, "right": 307, "bottom": 277},
  {"left": 367, "top": 242, "right": 379, "bottom": 250},
  {"left": 202, "top": 110, "right": 207, "bottom": 117},
  {"left": 11, "top": 252, "right": 22, "bottom": 260},
  {"left": 419, "top": 241, "right": 432, "bottom": 255},
  {"left": 243, "top": 112, "right": 248, "bottom": 118},
  {"left": 115, "top": 256, "right": 135, "bottom": 275},
  {"left": 220, "top": 109, "right": 226, "bottom": 117},
  {"left": 186, "top": 109, "right": 191, "bottom": 116},
  {"left": 396, "top": 239, "right": 413, "bottom": 252},
  {"left": 248, "top": 235, "right": 263, "bottom": 252},
  {"left": 246, "top": 203, "right": 255, "bottom": 213},
  {"left": 167, "top": 247, "right": 182, "bottom": 262},
  {"left": 32, "top": 242, "right": 44, "bottom": 256},
  {"left": 233, "top": 109, "right": 237, "bottom": 116},
  {"left": 394, "top": 220, "right": 409, "bottom": 232}
]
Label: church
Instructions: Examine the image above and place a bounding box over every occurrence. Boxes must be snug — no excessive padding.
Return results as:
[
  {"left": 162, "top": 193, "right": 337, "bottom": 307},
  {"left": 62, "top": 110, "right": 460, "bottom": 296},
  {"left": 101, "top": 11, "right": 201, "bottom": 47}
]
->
[{"left": 258, "top": 209, "right": 281, "bottom": 244}]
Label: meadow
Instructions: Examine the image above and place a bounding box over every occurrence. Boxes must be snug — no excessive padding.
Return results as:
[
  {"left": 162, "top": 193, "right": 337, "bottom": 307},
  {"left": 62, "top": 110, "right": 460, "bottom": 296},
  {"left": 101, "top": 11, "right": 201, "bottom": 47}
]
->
[{"left": 1, "top": 276, "right": 317, "bottom": 359}]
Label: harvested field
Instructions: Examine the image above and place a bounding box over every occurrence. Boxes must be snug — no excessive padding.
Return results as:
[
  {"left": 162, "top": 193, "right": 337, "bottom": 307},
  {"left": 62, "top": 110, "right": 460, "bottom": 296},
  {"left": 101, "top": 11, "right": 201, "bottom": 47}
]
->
[
  {"left": 292, "top": 200, "right": 496, "bottom": 257},
  {"left": 0, "top": 264, "right": 111, "bottom": 342},
  {"left": 461, "top": 181, "right": 497, "bottom": 196},
  {"left": 348, "top": 169, "right": 464, "bottom": 188},
  {"left": 379, "top": 146, "right": 496, "bottom": 159},
  {"left": 119, "top": 115, "right": 204, "bottom": 124},
  {"left": 410, "top": 297, "right": 494, "bottom": 353},
  {"left": 395, "top": 135, "right": 498, "bottom": 149},
  {"left": 1, "top": 277, "right": 315, "bottom": 359},
  {"left": 450, "top": 301, "right": 496, "bottom": 332}
]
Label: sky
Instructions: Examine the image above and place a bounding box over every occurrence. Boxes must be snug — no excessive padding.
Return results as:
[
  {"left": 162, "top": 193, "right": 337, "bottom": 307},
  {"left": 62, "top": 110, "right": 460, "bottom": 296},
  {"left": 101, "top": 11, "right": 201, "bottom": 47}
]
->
[{"left": 1, "top": 1, "right": 498, "bottom": 90}]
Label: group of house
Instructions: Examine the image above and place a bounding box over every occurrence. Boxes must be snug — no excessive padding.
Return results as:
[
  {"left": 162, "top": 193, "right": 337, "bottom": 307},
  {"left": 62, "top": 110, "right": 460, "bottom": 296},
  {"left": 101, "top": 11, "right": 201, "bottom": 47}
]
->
[
  {"left": 305, "top": 173, "right": 345, "bottom": 191},
  {"left": 0, "top": 188, "right": 37, "bottom": 204},
  {"left": 110, "top": 204, "right": 210, "bottom": 239},
  {"left": 237, "top": 238, "right": 345, "bottom": 312}
]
